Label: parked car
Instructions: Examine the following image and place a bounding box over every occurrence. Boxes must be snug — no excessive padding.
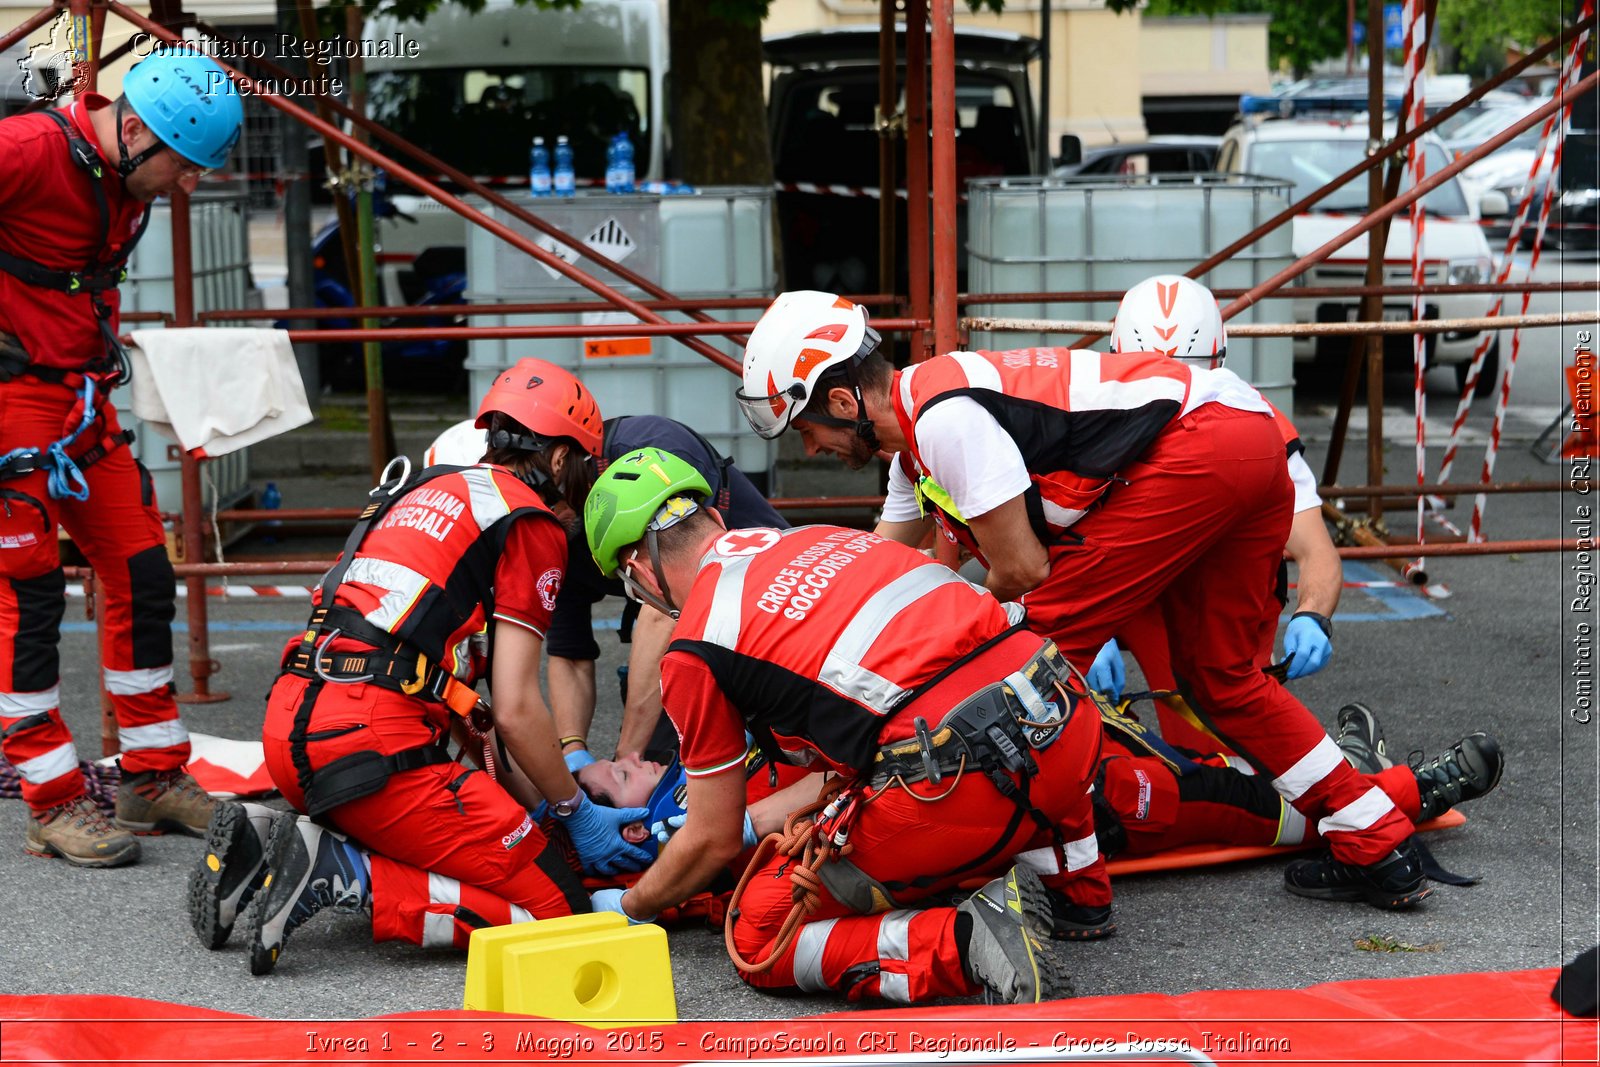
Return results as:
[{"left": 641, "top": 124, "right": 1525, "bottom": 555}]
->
[
  {"left": 1453, "top": 100, "right": 1597, "bottom": 250},
  {"left": 1216, "top": 116, "right": 1510, "bottom": 396},
  {"left": 1053, "top": 136, "right": 1219, "bottom": 177}
]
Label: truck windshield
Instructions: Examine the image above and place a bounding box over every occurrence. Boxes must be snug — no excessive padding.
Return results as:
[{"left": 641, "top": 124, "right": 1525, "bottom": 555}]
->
[
  {"left": 1250, "top": 139, "right": 1469, "bottom": 217},
  {"left": 369, "top": 66, "right": 650, "bottom": 182}
]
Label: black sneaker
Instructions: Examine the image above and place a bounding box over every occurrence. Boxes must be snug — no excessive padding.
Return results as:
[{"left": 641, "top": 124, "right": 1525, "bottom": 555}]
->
[
  {"left": 242, "top": 816, "right": 368, "bottom": 976},
  {"left": 1046, "top": 893, "right": 1117, "bottom": 941},
  {"left": 1284, "top": 837, "right": 1431, "bottom": 910},
  {"left": 1414, "top": 733, "right": 1504, "bottom": 823},
  {"left": 187, "top": 802, "right": 281, "bottom": 950},
  {"left": 1336, "top": 703, "right": 1393, "bottom": 775},
  {"left": 956, "top": 865, "right": 1074, "bottom": 1004}
]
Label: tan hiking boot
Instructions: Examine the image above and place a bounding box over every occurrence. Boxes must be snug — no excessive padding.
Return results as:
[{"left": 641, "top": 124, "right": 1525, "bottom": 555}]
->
[
  {"left": 115, "top": 768, "right": 216, "bottom": 836},
  {"left": 25, "top": 796, "right": 142, "bottom": 867}
]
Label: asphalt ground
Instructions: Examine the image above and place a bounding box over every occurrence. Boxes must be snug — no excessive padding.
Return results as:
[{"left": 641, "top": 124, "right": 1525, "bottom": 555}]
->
[{"left": 2, "top": 289, "right": 1597, "bottom": 1031}]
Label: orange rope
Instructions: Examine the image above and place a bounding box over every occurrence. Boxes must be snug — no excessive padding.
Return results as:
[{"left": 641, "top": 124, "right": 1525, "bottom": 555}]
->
[{"left": 724, "top": 776, "right": 857, "bottom": 975}]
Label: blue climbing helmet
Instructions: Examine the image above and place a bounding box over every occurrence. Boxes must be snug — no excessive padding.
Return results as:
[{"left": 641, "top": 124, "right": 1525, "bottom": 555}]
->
[{"left": 119, "top": 48, "right": 243, "bottom": 173}]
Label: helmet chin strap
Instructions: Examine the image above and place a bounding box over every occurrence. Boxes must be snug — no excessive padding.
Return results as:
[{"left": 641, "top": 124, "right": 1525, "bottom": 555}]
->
[
  {"left": 619, "top": 527, "right": 682, "bottom": 620},
  {"left": 113, "top": 98, "right": 165, "bottom": 179},
  {"left": 801, "top": 382, "right": 880, "bottom": 452}
]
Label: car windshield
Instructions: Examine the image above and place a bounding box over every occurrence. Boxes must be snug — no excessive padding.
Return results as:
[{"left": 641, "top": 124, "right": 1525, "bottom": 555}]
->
[
  {"left": 1249, "top": 138, "right": 1470, "bottom": 216},
  {"left": 1447, "top": 100, "right": 1550, "bottom": 151},
  {"left": 369, "top": 65, "right": 650, "bottom": 180}
]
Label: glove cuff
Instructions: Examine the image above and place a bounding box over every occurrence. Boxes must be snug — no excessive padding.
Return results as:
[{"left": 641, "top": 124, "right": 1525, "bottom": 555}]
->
[
  {"left": 620, "top": 892, "right": 658, "bottom": 924},
  {"left": 1290, "top": 611, "right": 1333, "bottom": 639}
]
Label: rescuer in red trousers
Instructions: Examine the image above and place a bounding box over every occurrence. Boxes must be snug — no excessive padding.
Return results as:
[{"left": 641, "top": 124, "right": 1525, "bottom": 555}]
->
[
  {"left": 738, "top": 291, "right": 1428, "bottom": 912},
  {"left": 245, "top": 360, "right": 651, "bottom": 976},
  {"left": 580, "top": 447, "right": 1110, "bottom": 1005},
  {"left": 0, "top": 49, "right": 245, "bottom": 867}
]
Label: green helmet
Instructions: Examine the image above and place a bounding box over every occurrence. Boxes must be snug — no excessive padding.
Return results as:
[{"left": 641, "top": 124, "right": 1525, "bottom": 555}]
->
[{"left": 585, "top": 447, "right": 712, "bottom": 578}]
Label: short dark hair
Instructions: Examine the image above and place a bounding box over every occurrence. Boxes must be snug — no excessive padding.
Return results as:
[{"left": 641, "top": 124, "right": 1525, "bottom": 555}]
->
[
  {"left": 650, "top": 506, "right": 718, "bottom": 566},
  {"left": 814, "top": 347, "right": 891, "bottom": 399}
]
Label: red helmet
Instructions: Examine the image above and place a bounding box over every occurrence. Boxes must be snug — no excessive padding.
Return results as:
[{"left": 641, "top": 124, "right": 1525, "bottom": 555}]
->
[{"left": 474, "top": 358, "right": 604, "bottom": 457}]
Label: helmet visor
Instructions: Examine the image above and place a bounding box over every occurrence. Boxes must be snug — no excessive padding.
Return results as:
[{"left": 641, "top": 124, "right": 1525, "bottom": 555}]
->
[{"left": 735, "top": 381, "right": 808, "bottom": 440}]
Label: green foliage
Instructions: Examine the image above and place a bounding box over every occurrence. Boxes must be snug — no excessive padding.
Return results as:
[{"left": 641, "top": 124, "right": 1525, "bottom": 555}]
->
[
  {"left": 1144, "top": 0, "right": 1346, "bottom": 76},
  {"left": 1435, "top": 0, "right": 1564, "bottom": 76}
]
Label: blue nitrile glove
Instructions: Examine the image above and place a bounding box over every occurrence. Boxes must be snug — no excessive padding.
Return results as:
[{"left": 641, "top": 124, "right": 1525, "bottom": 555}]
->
[
  {"left": 556, "top": 793, "right": 653, "bottom": 875},
  {"left": 650, "top": 813, "right": 686, "bottom": 846},
  {"left": 1086, "top": 638, "right": 1126, "bottom": 701},
  {"left": 1282, "top": 612, "right": 1333, "bottom": 680},
  {"left": 590, "top": 888, "right": 655, "bottom": 925},
  {"left": 563, "top": 748, "right": 596, "bottom": 773},
  {"left": 742, "top": 810, "right": 759, "bottom": 850}
]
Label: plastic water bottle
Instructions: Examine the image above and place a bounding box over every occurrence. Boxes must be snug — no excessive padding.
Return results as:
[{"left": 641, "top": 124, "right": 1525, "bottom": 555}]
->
[
  {"left": 260, "top": 481, "right": 282, "bottom": 543},
  {"left": 528, "top": 137, "right": 551, "bottom": 197},
  {"left": 553, "top": 135, "right": 575, "bottom": 196},
  {"left": 604, "top": 134, "right": 621, "bottom": 193},
  {"left": 613, "top": 130, "right": 634, "bottom": 194}
]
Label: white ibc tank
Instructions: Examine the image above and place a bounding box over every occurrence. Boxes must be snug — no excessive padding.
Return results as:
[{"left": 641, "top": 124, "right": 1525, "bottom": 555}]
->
[{"left": 965, "top": 174, "right": 1296, "bottom": 411}]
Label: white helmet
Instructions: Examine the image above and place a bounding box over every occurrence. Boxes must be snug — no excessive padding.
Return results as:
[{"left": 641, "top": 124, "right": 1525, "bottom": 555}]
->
[
  {"left": 1110, "top": 275, "right": 1227, "bottom": 367},
  {"left": 737, "top": 290, "right": 880, "bottom": 439},
  {"left": 422, "top": 418, "right": 488, "bottom": 467}
]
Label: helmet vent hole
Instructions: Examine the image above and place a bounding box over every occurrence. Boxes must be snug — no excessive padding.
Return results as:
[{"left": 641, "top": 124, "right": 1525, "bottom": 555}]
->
[{"left": 614, "top": 472, "right": 641, "bottom": 481}]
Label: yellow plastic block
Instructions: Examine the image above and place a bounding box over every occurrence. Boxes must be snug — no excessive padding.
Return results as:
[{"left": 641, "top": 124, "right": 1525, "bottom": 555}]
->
[
  {"left": 500, "top": 922, "right": 677, "bottom": 1024},
  {"left": 464, "top": 913, "right": 624, "bottom": 1012}
]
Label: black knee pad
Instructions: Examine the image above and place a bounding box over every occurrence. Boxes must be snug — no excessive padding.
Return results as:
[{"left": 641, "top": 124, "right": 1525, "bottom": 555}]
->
[
  {"left": 6, "top": 566, "right": 65, "bottom": 693},
  {"left": 126, "top": 544, "right": 176, "bottom": 668}
]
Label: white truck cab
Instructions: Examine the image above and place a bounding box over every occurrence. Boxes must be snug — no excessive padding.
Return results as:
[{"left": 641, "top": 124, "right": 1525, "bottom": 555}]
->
[
  {"left": 1216, "top": 116, "right": 1507, "bottom": 395},
  {"left": 362, "top": 0, "right": 667, "bottom": 300}
]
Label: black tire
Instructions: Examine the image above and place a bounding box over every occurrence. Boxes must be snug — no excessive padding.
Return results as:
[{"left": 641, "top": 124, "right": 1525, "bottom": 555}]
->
[{"left": 1455, "top": 339, "right": 1500, "bottom": 400}]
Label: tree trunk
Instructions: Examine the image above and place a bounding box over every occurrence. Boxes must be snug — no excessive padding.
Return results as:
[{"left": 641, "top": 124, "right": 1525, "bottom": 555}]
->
[{"left": 667, "top": 0, "right": 773, "bottom": 187}]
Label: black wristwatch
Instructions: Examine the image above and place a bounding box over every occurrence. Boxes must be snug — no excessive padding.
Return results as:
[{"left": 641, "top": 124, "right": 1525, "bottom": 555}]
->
[{"left": 1290, "top": 611, "right": 1333, "bottom": 640}]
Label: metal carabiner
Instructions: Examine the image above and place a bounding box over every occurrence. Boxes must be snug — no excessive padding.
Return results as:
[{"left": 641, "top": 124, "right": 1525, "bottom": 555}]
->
[
  {"left": 913, "top": 715, "right": 942, "bottom": 786},
  {"left": 312, "top": 627, "right": 373, "bottom": 684},
  {"left": 373, "top": 454, "right": 412, "bottom": 498}
]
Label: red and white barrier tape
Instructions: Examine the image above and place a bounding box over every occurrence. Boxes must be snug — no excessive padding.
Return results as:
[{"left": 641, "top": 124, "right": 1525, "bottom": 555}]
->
[
  {"left": 1404, "top": 0, "right": 1429, "bottom": 571},
  {"left": 774, "top": 181, "right": 971, "bottom": 204},
  {"left": 65, "top": 583, "right": 314, "bottom": 599},
  {"left": 1470, "top": 5, "right": 1594, "bottom": 541}
]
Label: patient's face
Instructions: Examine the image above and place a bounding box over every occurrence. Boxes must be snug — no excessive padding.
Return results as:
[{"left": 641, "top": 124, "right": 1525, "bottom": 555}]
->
[{"left": 577, "top": 754, "right": 667, "bottom": 809}]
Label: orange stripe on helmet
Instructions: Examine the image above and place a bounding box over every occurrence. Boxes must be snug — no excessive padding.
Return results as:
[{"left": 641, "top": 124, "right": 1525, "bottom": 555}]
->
[
  {"left": 1156, "top": 281, "right": 1178, "bottom": 318},
  {"left": 792, "top": 347, "right": 833, "bottom": 380}
]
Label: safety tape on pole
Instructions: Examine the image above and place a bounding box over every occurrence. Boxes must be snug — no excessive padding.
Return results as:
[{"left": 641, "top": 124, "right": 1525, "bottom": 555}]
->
[
  {"left": 1404, "top": 0, "right": 1429, "bottom": 572},
  {"left": 774, "top": 181, "right": 969, "bottom": 204},
  {"left": 1470, "top": 2, "right": 1595, "bottom": 542}
]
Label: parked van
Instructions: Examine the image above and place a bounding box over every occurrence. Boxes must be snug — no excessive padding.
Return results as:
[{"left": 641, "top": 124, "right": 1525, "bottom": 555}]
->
[{"left": 1216, "top": 116, "right": 1511, "bottom": 395}]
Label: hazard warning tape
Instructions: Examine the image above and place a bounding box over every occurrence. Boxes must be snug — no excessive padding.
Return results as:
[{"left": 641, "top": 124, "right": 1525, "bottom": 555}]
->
[
  {"left": 774, "top": 181, "right": 970, "bottom": 204},
  {"left": 65, "top": 583, "right": 313, "bottom": 599}
]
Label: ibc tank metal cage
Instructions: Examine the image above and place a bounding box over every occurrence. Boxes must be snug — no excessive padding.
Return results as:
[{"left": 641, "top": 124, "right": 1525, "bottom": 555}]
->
[{"left": 965, "top": 172, "right": 1296, "bottom": 409}]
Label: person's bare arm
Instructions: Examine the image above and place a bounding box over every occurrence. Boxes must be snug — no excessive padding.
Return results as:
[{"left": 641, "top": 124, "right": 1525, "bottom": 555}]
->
[
  {"left": 488, "top": 625, "right": 582, "bottom": 806},
  {"left": 1285, "top": 507, "right": 1342, "bottom": 617},
  {"left": 615, "top": 607, "right": 675, "bottom": 758},
  {"left": 967, "top": 494, "right": 1050, "bottom": 601},
  {"left": 746, "top": 773, "right": 828, "bottom": 837},
  {"left": 873, "top": 516, "right": 933, "bottom": 546},
  {"left": 546, "top": 654, "right": 597, "bottom": 757}
]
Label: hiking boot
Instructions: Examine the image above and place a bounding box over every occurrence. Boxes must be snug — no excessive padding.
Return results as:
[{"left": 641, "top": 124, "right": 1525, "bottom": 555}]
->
[
  {"left": 956, "top": 865, "right": 1074, "bottom": 1004},
  {"left": 1046, "top": 893, "right": 1117, "bottom": 941},
  {"left": 187, "top": 802, "right": 284, "bottom": 950},
  {"left": 115, "top": 768, "right": 216, "bottom": 836},
  {"left": 243, "top": 815, "right": 369, "bottom": 976},
  {"left": 1414, "top": 732, "right": 1504, "bottom": 823},
  {"left": 25, "top": 795, "right": 141, "bottom": 868},
  {"left": 1336, "top": 703, "right": 1393, "bottom": 775},
  {"left": 1283, "top": 836, "right": 1431, "bottom": 910}
]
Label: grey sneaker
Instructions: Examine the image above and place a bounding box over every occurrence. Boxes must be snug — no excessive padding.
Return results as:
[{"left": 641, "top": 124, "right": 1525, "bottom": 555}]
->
[
  {"left": 243, "top": 816, "right": 368, "bottom": 976},
  {"left": 956, "top": 865, "right": 1074, "bottom": 1004},
  {"left": 1414, "top": 733, "right": 1504, "bottom": 823},
  {"left": 1336, "top": 703, "right": 1394, "bottom": 775},
  {"left": 25, "top": 795, "right": 141, "bottom": 868},
  {"left": 187, "top": 802, "right": 283, "bottom": 950}
]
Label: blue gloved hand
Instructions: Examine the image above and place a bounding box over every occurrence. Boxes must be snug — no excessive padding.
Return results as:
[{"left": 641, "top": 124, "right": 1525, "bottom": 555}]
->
[
  {"left": 1282, "top": 613, "right": 1333, "bottom": 679},
  {"left": 590, "top": 888, "right": 655, "bottom": 925},
  {"left": 563, "top": 748, "right": 596, "bottom": 773},
  {"left": 557, "top": 793, "right": 653, "bottom": 876},
  {"left": 742, "top": 811, "right": 759, "bottom": 850},
  {"left": 1086, "top": 638, "right": 1126, "bottom": 701},
  {"left": 650, "top": 813, "right": 686, "bottom": 846}
]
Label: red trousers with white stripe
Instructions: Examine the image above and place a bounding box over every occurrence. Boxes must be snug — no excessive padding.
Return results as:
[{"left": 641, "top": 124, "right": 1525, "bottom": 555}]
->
[
  {"left": 1099, "top": 748, "right": 1422, "bottom": 856},
  {"left": 1020, "top": 405, "right": 1414, "bottom": 867},
  {"left": 262, "top": 674, "right": 588, "bottom": 928},
  {"left": 0, "top": 378, "right": 187, "bottom": 814},
  {"left": 728, "top": 691, "right": 1106, "bottom": 1004}
]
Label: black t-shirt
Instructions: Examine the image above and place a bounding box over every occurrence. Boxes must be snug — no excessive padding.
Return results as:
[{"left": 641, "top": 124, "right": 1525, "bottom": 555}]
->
[{"left": 545, "top": 415, "right": 788, "bottom": 659}]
